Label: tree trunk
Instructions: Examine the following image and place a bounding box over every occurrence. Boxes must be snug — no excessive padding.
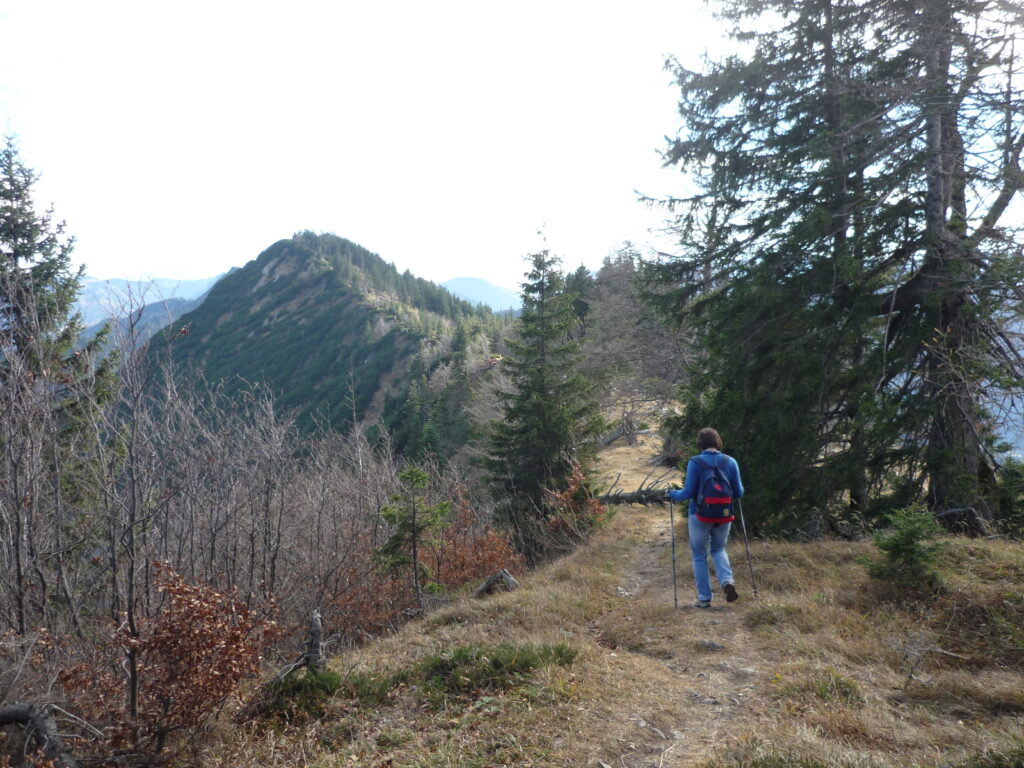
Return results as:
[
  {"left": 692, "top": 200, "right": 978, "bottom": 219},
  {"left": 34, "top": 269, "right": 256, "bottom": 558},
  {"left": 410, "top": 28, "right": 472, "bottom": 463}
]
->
[{"left": 920, "top": 1, "right": 994, "bottom": 530}]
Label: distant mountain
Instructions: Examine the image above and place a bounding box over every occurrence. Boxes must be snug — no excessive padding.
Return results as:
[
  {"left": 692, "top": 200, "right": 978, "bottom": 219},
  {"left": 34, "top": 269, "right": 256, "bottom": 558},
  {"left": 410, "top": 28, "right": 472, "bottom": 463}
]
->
[
  {"left": 442, "top": 277, "right": 520, "bottom": 312},
  {"left": 80, "top": 295, "right": 205, "bottom": 352},
  {"left": 77, "top": 274, "right": 225, "bottom": 326},
  {"left": 149, "top": 232, "right": 500, "bottom": 447}
]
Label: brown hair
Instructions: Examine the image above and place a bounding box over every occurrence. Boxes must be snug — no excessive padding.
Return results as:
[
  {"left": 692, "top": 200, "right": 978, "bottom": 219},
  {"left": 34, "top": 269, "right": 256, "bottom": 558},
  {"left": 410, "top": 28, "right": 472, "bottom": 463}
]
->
[{"left": 697, "top": 427, "right": 723, "bottom": 451}]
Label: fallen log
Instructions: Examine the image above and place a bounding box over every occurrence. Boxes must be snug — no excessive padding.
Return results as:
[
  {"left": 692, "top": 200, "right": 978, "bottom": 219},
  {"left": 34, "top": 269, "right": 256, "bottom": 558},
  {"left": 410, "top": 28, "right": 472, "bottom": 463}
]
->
[
  {"left": 934, "top": 507, "right": 994, "bottom": 537},
  {"left": 0, "top": 703, "right": 78, "bottom": 768},
  {"left": 596, "top": 488, "right": 670, "bottom": 506}
]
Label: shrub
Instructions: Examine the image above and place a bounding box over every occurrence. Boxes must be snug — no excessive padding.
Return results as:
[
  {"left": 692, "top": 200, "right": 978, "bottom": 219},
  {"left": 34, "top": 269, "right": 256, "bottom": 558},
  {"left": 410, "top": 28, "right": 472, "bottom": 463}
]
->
[
  {"left": 860, "top": 507, "right": 946, "bottom": 592},
  {"left": 60, "top": 565, "right": 279, "bottom": 763},
  {"left": 543, "top": 461, "right": 608, "bottom": 549}
]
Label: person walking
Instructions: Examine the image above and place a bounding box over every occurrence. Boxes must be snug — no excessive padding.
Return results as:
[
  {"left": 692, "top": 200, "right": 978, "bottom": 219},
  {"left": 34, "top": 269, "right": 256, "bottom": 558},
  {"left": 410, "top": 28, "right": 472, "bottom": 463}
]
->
[{"left": 667, "top": 428, "right": 744, "bottom": 608}]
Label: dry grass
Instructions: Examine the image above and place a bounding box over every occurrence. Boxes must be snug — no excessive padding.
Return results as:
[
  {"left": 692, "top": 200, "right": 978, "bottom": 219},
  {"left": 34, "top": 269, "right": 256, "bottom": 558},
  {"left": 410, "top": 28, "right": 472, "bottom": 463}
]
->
[{"left": 194, "top": 435, "right": 1024, "bottom": 767}]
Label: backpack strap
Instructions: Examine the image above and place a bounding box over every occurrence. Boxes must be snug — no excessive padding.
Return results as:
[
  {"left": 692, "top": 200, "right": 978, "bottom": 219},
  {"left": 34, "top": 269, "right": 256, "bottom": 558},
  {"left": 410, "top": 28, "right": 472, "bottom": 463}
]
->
[
  {"left": 691, "top": 453, "right": 718, "bottom": 476},
  {"left": 691, "top": 454, "right": 714, "bottom": 495}
]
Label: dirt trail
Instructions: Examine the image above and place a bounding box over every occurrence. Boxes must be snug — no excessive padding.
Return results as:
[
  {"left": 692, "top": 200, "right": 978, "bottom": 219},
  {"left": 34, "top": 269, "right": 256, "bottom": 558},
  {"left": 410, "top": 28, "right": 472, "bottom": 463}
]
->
[{"left": 590, "top": 434, "right": 773, "bottom": 767}]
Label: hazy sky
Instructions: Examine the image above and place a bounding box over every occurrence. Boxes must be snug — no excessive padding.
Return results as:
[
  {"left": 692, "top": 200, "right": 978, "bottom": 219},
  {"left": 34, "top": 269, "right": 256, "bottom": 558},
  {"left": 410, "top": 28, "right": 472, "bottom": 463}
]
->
[{"left": 1, "top": 1, "right": 723, "bottom": 290}]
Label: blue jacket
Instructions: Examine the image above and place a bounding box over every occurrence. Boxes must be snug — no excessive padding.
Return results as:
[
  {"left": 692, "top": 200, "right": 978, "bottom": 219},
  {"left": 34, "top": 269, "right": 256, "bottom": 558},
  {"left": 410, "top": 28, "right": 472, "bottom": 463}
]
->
[{"left": 667, "top": 450, "right": 744, "bottom": 517}]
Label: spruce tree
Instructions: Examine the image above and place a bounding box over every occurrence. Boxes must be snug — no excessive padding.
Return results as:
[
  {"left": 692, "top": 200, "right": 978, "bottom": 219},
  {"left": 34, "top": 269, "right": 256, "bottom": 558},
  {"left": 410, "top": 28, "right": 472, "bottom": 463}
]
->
[
  {"left": 375, "top": 466, "right": 450, "bottom": 614},
  {"left": 487, "top": 251, "right": 604, "bottom": 557},
  {"left": 645, "top": 0, "right": 1024, "bottom": 533},
  {"left": 1, "top": 136, "right": 115, "bottom": 633}
]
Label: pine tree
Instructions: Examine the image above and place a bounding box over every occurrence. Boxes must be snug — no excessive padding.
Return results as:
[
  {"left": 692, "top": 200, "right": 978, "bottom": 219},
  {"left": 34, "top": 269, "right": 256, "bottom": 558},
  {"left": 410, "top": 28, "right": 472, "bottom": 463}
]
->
[
  {"left": 375, "top": 466, "right": 451, "bottom": 613},
  {"left": 645, "top": 0, "right": 1024, "bottom": 533},
  {"left": 487, "top": 251, "right": 604, "bottom": 557},
  {"left": 565, "top": 264, "right": 594, "bottom": 325},
  {"left": 0, "top": 136, "right": 115, "bottom": 633}
]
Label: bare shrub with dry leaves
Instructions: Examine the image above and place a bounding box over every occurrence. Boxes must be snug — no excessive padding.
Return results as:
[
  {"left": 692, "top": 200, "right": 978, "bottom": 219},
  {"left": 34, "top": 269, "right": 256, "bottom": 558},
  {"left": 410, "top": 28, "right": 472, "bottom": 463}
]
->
[{"left": 59, "top": 564, "right": 280, "bottom": 765}]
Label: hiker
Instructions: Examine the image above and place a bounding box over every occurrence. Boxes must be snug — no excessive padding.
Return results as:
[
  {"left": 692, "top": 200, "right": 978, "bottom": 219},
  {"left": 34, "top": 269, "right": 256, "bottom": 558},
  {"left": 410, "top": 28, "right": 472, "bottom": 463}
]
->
[{"left": 667, "top": 427, "right": 744, "bottom": 608}]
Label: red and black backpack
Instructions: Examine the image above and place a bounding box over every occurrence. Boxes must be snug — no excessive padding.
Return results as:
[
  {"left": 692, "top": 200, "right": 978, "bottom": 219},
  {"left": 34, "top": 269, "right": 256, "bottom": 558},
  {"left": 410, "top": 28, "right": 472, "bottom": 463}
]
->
[{"left": 693, "top": 454, "right": 735, "bottom": 524}]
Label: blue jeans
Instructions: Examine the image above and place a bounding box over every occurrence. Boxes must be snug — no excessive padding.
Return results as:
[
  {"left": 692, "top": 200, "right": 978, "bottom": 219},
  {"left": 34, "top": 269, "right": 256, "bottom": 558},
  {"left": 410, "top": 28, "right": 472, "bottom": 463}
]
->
[{"left": 688, "top": 514, "right": 734, "bottom": 603}]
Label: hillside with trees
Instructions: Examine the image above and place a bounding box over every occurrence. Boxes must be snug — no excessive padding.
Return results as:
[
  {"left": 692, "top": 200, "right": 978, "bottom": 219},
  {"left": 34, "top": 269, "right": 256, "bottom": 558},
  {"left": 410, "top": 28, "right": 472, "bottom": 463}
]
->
[{"left": 148, "top": 231, "right": 510, "bottom": 453}]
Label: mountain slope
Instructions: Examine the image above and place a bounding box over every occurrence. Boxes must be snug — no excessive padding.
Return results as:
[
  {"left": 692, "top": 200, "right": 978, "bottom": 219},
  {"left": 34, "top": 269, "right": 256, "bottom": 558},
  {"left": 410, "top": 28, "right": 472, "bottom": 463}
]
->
[{"left": 150, "top": 232, "right": 489, "bottom": 434}]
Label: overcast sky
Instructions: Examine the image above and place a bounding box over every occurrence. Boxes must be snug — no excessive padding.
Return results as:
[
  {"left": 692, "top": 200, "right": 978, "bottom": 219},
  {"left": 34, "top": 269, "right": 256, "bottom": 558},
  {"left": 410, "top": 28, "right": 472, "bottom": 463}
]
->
[{"left": 1, "top": 1, "right": 724, "bottom": 290}]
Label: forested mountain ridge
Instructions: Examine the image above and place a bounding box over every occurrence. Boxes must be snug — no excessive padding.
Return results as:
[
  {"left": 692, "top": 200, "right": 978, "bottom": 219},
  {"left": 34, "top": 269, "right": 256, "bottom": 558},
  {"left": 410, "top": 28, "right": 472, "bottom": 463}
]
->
[{"left": 149, "top": 231, "right": 498, "bottom": 436}]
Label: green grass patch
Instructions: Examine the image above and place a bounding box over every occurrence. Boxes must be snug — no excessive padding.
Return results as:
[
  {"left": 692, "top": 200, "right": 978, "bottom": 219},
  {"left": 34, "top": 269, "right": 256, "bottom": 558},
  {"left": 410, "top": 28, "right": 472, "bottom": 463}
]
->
[
  {"left": 813, "top": 668, "right": 864, "bottom": 706},
  {"left": 259, "top": 642, "right": 579, "bottom": 721},
  {"left": 704, "top": 755, "right": 832, "bottom": 768},
  {"left": 415, "top": 642, "right": 578, "bottom": 701},
  {"left": 263, "top": 669, "right": 345, "bottom": 720},
  {"left": 259, "top": 666, "right": 404, "bottom": 721}
]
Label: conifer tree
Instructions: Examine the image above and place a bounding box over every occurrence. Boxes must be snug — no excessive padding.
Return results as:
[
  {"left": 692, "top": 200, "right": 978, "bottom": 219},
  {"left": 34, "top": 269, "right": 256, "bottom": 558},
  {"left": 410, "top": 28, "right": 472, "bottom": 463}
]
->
[
  {"left": 645, "top": 0, "right": 1024, "bottom": 533},
  {"left": 487, "top": 251, "right": 604, "bottom": 557},
  {"left": 375, "top": 465, "right": 450, "bottom": 613},
  {"left": 0, "top": 136, "right": 115, "bottom": 633}
]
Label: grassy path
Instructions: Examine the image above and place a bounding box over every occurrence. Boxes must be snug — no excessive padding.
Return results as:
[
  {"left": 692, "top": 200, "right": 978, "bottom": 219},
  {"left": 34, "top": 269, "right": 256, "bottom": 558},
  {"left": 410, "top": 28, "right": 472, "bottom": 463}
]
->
[{"left": 586, "top": 507, "right": 772, "bottom": 767}]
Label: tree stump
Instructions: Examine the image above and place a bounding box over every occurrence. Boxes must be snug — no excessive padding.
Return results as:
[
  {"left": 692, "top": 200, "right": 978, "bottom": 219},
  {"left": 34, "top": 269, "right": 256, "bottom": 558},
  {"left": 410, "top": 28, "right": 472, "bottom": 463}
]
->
[
  {"left": 305, "top": 609, "right": 324, "bottom": 673},
  {"left": 474, "top": 569, "right": 520, "bottom": 597}
]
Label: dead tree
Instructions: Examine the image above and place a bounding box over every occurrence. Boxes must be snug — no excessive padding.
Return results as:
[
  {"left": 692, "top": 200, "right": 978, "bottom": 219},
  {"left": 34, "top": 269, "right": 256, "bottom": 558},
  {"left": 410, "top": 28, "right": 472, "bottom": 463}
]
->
[{"left": 272, "top": 610, "right": 325, "bottom": 682}]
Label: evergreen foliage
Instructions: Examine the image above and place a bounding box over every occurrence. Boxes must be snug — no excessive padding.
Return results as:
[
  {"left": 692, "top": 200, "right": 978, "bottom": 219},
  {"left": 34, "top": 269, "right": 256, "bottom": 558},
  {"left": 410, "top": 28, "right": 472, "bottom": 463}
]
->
[
  {"left": 150, "top": 231, "right": 498, "bottom": 441},
  {"left": 379, "top": 312, "right": 511, "bottom": 461},
  {"left": 644, "top": 0, "right": 1024, "bottom": 533},
  {"left": 860, "top": 507, "right": 947, "bottom": 591},
  {"left": 375, "top": 466, "right": 452, "bottom": 612},
  {"left": 564, "top": 263, "right": 594, "bottom": 325},
  {"left": 1, "top": 135, "right": 115, "bottom": 401},
  {"left": 993, "top": 457, "right": 1024, "bottom": 538},
  {"left": 487, "top": 251, "right": 604, "bottom": 557},
  {"left": 0, "top": 137, "right": 116, "bottom": 634}
]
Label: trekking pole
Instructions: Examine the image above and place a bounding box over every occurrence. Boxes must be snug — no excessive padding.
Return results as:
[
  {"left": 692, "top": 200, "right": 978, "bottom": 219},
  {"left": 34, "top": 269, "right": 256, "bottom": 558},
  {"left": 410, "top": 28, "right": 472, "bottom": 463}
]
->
[
  {"left": 668, "top": 499, "right": 679, "bottom": 609},
  {"left": 736, "top": 498, "right": 758, "bottom": 599}
]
